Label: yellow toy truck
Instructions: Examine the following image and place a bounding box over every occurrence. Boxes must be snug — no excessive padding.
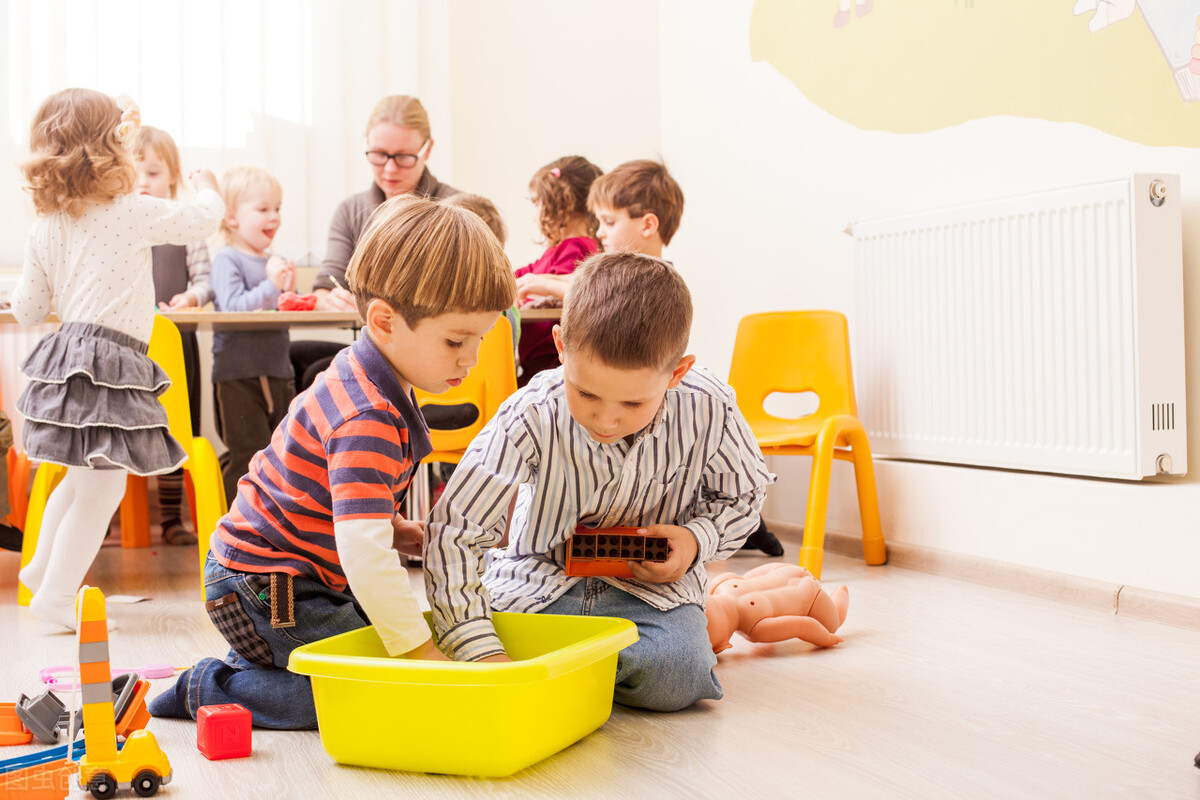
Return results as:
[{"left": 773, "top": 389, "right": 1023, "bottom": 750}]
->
[{"left": 75, "top": 586, "right": 173, "bottom": 798}]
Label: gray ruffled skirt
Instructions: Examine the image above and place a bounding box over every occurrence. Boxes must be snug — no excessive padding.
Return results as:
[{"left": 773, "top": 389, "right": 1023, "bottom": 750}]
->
[{"left": 17, "top": 322, "right": 187, "bottom": 476}]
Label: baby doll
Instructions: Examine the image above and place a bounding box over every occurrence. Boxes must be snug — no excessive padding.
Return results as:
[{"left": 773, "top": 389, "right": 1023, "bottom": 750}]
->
[{"left": 705, "top": 563, "right": 849, "bottom": 653}]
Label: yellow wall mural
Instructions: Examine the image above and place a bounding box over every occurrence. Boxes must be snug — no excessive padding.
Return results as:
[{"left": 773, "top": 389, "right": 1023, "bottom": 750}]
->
[{"left": 749, "top": 0, "right": 1200, "bottom": 147}]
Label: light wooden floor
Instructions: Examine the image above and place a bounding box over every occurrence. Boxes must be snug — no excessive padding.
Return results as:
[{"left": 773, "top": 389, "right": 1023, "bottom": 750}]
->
[{"left": 2, "top": 534, "right": 1198, "bottom": 799}]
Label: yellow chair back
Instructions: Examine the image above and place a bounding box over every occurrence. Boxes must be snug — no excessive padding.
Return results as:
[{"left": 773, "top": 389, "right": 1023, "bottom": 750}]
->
[
  {"left": 146, "top": 314, "right": 194, "bottom": 462},
  {"left": 729, "top": 311, "right": 859, "bottom": 449},
  {"left": 415, "top": 316, "right": 517, "bottom": 458}
]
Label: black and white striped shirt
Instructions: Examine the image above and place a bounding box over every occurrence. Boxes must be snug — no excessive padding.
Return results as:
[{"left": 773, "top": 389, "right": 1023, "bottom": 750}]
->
[{"left": 424, "top": 365, "right": 773, "bottom": 661}]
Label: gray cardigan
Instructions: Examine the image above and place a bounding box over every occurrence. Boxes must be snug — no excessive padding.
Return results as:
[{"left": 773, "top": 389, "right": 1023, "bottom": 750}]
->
[{"left": 314, "top": 169, "right": 458, "bottom": 292}]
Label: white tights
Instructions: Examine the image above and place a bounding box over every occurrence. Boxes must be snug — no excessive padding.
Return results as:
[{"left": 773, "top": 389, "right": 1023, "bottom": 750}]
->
[{"left": 20, "top": 467, "right": 127, "bottom": 630}]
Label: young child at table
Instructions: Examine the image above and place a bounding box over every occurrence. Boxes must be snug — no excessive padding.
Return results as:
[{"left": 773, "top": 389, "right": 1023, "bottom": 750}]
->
[
  {"left": 210, "top": 165, "right": 297, "bottom": 503},
  {"left": 133, "top": 125, "right": 213, "bottom": 545},
  {"left": 149, "top": 195, "right": 516, "bottom": 729},
  {"left": 512, "top": 156, "right": 602, "bottom": 386},
  {"left": 514, "top": 158, "right": 682, "bottom": 306},
  {"left": 425, "top": 252, "right": 774, "bottom": 710},
  {"left": 12, "top": 89, "right": 222, "bottom": 629}
]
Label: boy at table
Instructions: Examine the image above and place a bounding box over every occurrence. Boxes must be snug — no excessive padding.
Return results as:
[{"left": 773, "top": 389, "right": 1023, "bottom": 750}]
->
[{"left": 425, "top": 252, "right": 773, "bottom": 711}]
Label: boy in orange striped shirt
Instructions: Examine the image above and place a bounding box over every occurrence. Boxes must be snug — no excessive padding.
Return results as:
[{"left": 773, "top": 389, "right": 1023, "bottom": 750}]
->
[{"left": 149, "top": 196, "right": 515, "bottom": 729}]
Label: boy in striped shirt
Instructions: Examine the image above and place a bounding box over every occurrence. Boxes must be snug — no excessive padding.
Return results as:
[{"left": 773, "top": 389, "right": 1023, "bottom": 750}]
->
[
  {"left": 149, "top": 196, "right": 516, "bottom": 729},
  {"left": 425, "top": 253, "right": 773, "bottom": 711}
]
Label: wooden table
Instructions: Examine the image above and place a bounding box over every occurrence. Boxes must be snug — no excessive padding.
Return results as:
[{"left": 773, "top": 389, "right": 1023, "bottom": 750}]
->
[{"left": 0, "top": 306, "right": 561, "bottom": 330}]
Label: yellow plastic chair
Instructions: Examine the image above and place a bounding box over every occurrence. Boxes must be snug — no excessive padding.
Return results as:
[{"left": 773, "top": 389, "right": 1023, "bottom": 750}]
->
[
  {"left": 409, "top": 316, "right": 517, "bottom": 518},
  {"left": 18, "top": 316, "right": 227, "bottom": 604},
  {"left": 728, "top": 311, "right": 886, "bottom": 579}
]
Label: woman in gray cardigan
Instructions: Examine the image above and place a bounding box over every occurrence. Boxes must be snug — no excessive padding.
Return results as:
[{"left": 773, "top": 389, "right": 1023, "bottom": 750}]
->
[{"left": 294, "top": 95, "right": 459, "bottom": 387}]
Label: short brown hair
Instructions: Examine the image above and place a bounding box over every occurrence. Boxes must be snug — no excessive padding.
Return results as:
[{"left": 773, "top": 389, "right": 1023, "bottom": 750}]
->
[
  {"left": 366, "top": 95, "right": 431, "bottom": 141},
  {"left": 347, "top": 195, "right": 516, "bottom": 327},
  {"left": 529, "top": 156, "right": 603, "bottom": 246},
  {"left": 133, "top": 126, "right": 182, "bottom": 199},
  {"left": 560, "top": 252, "right": 692, "bottom": 372},
  {"left": 442, "top": 192, "right": 507, "bottom": 246},
  {"left": 588, "top": 159, "right": 685, "bottom": 245},
  {"left": 218, "top": 166, "right": 283, "bottom": 243},
  {"left": 22, "top": 88, "right": 137, "bottom": 218}
]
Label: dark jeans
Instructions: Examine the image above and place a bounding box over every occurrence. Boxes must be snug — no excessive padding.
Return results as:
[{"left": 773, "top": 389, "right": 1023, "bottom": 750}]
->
[{"left": 148, "top": 553, "right": 369, "bottom": 729}]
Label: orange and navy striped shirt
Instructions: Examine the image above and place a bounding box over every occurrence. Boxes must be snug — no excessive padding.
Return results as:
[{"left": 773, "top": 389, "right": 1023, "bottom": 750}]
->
[{"left": 211, "top": 334, "right": 432, "bottom": 591}]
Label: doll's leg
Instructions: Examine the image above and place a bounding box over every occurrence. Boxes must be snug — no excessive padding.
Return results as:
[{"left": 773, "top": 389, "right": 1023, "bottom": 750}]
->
[{"left": 28, "top": 467, "right": 127, "bottom": 630}]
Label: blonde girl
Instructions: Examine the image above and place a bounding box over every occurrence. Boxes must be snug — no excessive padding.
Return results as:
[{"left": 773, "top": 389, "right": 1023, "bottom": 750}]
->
[
  {"left": 12, "top": 88, "right": 223, "bottom": 630},
  {"left": 133, "top": 125, "right": 213, "bottom": 546}
]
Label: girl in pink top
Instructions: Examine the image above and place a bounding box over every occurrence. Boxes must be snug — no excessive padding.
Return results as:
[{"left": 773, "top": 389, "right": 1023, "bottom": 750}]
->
[{"left": 513, "top": 156, "right": 602, "bottom": 386}]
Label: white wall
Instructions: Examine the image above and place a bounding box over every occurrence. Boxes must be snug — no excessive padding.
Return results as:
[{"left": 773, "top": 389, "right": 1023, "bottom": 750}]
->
[
  {"left": 446, "top": 0, "right": 1200, "bottom": 601},
  {"left": 655, "top": 1, "right": 1200, "bottom": 599}
]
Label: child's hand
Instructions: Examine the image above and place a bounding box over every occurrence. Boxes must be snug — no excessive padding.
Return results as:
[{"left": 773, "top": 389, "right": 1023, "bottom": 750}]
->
[
  {"left": 158, "top": 291, "right": 198, "bottom": 311},
  {"left": 267, "top": 256, "right": 295, "bottom": 291},
  {"left": 627, "top": 524, "right": 698, "bottom": 584},
  {"left": 391, "top": 516, "right": 425, "bottom": 557},
  {"left": 189, "top": 168, "right": 218, "bottom": 193},
  {"left": 403, "top": 638, "right": 450, "bottom": 661},
  {"left": 515, "top": 273, "right": 567, "bottom": 306}
]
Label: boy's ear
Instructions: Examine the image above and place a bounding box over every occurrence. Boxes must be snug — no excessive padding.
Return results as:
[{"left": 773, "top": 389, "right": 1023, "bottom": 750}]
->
[
  {"left": 224, "top": 211, "right": 239, "bottom": 230},
  {"left": 365, "top": 297, "right": 401, "bottom": 338},
  {"left": 640, "top": 212, "right": 660, "bottom": 239},
  {"left": 552, "top": 324, "right": 566, "bottom": 363},
  {"left": 666, "top": 354, "right": 696, "bottom": 388}
]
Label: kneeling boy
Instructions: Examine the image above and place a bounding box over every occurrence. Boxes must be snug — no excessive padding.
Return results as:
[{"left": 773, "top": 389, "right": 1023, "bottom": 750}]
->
[
  {"left": 150, "top": 196, "right": 516, "bottom": 729},
  {"left": 425, "top": 252, "right": 772, "bottom": 711}
]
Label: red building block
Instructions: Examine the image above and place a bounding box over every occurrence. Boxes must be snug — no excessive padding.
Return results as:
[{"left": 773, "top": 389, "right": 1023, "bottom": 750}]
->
[{"left": 196, "top": 704, "right": 252, "bottom": 760}]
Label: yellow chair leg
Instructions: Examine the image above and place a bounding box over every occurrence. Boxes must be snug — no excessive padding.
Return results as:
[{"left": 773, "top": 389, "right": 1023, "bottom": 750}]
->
[
  {"left": 802, "top": 444, "right": 836, "bottom": 581},
  {"left": 189, "top": 437, "right": 228, "bottom": 599},
  {"left": 847, "top": 429, "right": 887, "bottom": 567},
  {"left": 119, "top": 474, "right": 151, "bottom": 548},
  {"left": 18, "top": 463, "right": 66, "bottom": 606}
]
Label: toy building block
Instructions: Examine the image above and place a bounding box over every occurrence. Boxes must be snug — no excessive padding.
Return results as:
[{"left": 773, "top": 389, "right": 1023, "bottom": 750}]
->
[
  {"left": 13, "top": 691, "right": 65, "bottom": 745},
  {"left": 0, "top": 704, "right": 33, "bottom": 747},
  {"left": 196, "top": 704, "right": 252, "bottom": 760},
  {"left": 565, "top": 525, "right": 670, "bottom": 578}
]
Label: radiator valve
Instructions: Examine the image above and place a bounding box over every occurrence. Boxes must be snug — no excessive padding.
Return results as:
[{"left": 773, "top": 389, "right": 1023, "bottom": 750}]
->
[
  {"left": 1155, "top": 453, "right": 1174, "bottom": 475},
  {"left": 1149, "top": 180, "right": 1167, "bottom": 207}
]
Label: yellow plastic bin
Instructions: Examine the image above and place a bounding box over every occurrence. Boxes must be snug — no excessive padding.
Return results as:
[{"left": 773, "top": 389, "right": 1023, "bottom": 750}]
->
[{"left": 288, "top": 611, "right": 638, "bottom": 777}]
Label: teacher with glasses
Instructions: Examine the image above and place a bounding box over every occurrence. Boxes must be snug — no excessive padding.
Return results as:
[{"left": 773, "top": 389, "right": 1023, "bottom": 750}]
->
[{"left": 294, "top": 95, "right": 459, "bottom": 386}]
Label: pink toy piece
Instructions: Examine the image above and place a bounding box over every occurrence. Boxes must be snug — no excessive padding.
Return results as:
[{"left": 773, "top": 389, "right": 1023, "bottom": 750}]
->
[
  {"left": 705, "top": 566, "right": 849, "bottom": 654},
  {"left": 197, "top": 704, "right": 252, "bottom": 760},
  {"left": 39, "top": 662, "right": 179, "bottom": 690}
]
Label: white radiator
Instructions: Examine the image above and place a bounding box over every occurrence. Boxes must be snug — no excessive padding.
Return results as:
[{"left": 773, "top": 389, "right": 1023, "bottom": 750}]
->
[{"left": 850, "top": 174, "right": 1186, "bottom": 481}]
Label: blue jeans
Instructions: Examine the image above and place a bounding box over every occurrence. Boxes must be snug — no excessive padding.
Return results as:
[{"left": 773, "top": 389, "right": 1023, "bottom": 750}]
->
[
  {"left": 148, "top": 553, "right": 368, "bottom": 729},
  {"left": 539, "top": 578, "right": 721, "bottom": 712}
]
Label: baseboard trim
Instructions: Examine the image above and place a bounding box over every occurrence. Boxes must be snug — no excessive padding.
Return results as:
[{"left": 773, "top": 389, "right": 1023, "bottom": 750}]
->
[{"left": 766, "top": 520, "right": 1200, "bottom": 632}]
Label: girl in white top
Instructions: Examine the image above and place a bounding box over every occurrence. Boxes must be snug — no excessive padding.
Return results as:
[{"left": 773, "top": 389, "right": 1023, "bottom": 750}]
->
[{"left": 12, "top": 88, "right": 224, "bottom": 630}]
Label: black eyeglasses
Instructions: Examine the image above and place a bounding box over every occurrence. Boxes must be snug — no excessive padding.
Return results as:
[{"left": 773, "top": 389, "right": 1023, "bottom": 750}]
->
[{"left": 364, "top": 141, "right": 430, "bottom": 169}]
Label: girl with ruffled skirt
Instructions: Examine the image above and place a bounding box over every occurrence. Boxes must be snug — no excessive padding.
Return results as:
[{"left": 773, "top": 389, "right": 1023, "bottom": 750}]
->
[{"left": 11, "top": 88, "right": 224, "bottom": 630}]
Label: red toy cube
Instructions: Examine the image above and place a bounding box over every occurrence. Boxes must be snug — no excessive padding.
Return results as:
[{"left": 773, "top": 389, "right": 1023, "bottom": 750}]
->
[{"left": 197, "top": 703, "right": 252, "bottom": 760}]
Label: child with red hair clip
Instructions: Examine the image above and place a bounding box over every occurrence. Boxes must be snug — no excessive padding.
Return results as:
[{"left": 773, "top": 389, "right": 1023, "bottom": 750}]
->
[{"left": 512, "top": 156, "right": 602, "bottom": 386}]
